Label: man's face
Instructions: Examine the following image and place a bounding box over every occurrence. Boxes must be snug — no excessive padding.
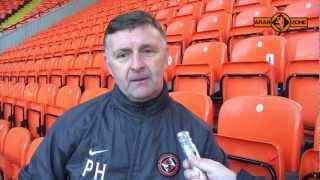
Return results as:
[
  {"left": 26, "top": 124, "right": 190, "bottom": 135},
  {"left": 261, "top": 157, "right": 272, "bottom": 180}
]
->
[{"left": 105, "top": 25, "right": 168, "bottom": 102}]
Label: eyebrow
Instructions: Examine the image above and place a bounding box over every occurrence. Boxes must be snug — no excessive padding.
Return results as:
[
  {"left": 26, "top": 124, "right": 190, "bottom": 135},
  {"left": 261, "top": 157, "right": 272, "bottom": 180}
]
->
[
  {"left": 113, "top": 48, "right": 132, "bottom": 56},
  {"left": 139, "top": 44, "right": 158, "bottom": 50}
]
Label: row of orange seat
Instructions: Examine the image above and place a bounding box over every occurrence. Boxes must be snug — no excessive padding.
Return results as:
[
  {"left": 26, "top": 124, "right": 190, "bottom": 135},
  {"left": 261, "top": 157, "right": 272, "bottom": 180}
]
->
[
  {"left": 0, "top": 81, "right": 110, "bottom": 139},
  {"left": 1, "top": 0, "right": 318, "bottom": 62},
  {"left": 0, "top": 0, "right": 25, "bottom": 20},
  {"left": 0, "top": 51, "right": 113, "bottom": 90}
]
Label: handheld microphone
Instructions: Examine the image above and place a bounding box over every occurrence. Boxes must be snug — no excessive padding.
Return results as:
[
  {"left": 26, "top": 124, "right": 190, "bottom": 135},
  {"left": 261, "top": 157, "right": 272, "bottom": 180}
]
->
[{"left": 177, "top": 131, "right": 207, "bottom": 179}]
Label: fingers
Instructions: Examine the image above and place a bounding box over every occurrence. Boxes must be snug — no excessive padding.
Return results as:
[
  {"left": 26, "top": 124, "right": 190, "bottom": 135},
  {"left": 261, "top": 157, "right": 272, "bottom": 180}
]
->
[
  {"left": 183, "top": 159, "right": 191, "bottom": 169},
  {"left": 184, "top": 169, "right": 200, "bottom": 179},
  {"left": 188, "top": 157, "right": 222, "bottom": 173}
]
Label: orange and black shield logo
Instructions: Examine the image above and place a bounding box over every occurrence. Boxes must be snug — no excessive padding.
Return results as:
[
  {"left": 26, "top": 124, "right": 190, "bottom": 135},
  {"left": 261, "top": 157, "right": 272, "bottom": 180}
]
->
[
  {"left": 271, "top": 13, "right": 291, "bottom": 32},
  {"left": 254, "top": 12, "right": 308, "bottom": 32}
]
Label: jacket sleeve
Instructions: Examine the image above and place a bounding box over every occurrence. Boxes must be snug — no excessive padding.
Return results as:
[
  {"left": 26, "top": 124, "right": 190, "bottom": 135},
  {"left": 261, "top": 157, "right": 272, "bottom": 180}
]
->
[
  {"left": 201, "top": 130, "right": 228, "bottom": 166},
  {"left": 236, "top": 169, "right": 268, "bottom": 180},
  {"left": 19, "top": 113, "right": 81, "bottom": 179}
]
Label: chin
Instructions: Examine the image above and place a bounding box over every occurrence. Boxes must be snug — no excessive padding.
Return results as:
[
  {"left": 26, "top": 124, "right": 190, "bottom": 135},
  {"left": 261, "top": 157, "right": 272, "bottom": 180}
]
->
[{"left": 130, "top": 90, "right": 156, "bottom": 102}]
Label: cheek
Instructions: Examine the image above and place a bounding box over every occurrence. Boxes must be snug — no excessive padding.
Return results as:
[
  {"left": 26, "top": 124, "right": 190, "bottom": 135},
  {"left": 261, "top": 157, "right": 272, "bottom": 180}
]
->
[
  {"left": 108, "top": 63, "right": 129, "bottom": 81},
  {"left": 150, "top": 59, "right": 167, "bottom": 78}
]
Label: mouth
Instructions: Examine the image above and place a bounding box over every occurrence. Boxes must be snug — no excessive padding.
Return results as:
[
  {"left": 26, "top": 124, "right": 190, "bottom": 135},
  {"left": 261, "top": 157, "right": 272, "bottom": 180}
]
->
[{"left": 129, "top": 77, "right": 150, "bottom": 85}]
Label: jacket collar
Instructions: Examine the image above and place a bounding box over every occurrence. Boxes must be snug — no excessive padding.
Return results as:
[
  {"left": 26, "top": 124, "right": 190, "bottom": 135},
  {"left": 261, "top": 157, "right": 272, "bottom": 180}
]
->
[{"left": 111, "top": 82, "right": 170, "bottom": 118}]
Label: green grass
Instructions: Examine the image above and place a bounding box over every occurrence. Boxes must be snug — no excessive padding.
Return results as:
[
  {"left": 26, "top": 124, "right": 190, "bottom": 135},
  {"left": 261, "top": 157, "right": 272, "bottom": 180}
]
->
[{"left": 0, "top": 0, "right": 42, "bottom": 30}]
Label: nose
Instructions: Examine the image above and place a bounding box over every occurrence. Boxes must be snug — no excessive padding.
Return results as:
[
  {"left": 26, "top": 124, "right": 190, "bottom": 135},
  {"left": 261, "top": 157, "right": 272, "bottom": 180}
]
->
[{"left": 130, "top": 53, "right": 146, "bottom": 72}]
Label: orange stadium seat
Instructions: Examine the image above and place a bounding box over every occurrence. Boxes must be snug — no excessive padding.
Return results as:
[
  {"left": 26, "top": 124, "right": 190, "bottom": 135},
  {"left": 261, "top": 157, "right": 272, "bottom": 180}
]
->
[
  {"left": 0, "top": 82, "right": 18, "bottom": 123},
  {"left": 218, "top": 96, "right": 304, "bottom": 173},
  {"left": 167, "top": 0, "right": 187, "bottom": 8},
  {"left": 233, "top": 0, "right": 271, "bottom": 13},
  {"left": 26, "top": 84, "right": 58, "bottom": 137},
  {"left": 285, "top": 32, "right": 319, "bottom": 132},
  {"left": 10, "top": 62, "right": 21, "bottom": 82},
  {"left": 13, "top": 82, "right": 39, "bottom": 132},
  {"left": 80, "top": 88, "right": 110, "bottom": 104},
  {"left": 271, "top": 0, "right": 295, "bottom": 9},
  {"left": 283, "top": 0, "right": 319, "bottom": 30},
  {"left": 191, "top": 12, "right": 232, "bottom": 43},
  {"left": 215, "top": 134, "right": 285, "bottom": 179},
  {"left": 172, "top": 41, "right": 227, "bottom": 95},
  {"left": 1, "top": 127, "right": 31, "bottom": 180},
  {"left": 66, "top": 53, "right": 93, "bottom": 90},
  {"left": 17, "top": 61, "right": 34, "bottom": 84},
  {"left": 170, "top": 91, "right": 214, "bottom": 128},
  {"left": 37, "top": 57, "right": 59, "bottom": 86},
  {"left": 299, "top": 121, "right": 320, "bottom": 180},
  {"left": 228, "top": 7, "right": 276, "bottom": 53},
  {"left": 230, "top": 35, "right": 286, "bottom": 83},
  {"left": 204, "top": 0, "right": 233, "bottom": 14},
  {"left": 165, "top": 45, "right": 182, "bottom": 82},
  {"left": 220, "top": 61, "right": 275, "bottom": 102},
  {"left": 83, "top": 51, "right": 112, "bottom": 90},
  {"left": 166, "top": 17, "right": 196, "bottom": 53},
  {"left": 44, "top": 85, "right": 81, "bottom": 132},
  {"left": 50, "top": 55, "right": 75, "bottom": 87},
  {"left": 3, "top": 82, "right": 25, "bottom": 127},
  {"left": 2, "top": 63, "right": 11, "bottom": 82},
  {"left": 175, "top": 1, "right": 204, "bottom": 20},
  {"left": 0, "top": 121, "right": 9, "bottom": 153},
  {"left": 155, "top": 8, "right": 176, "bottom": 27},
  {"left": 25, "top": 137, "right": 44, "bottom": 165}
]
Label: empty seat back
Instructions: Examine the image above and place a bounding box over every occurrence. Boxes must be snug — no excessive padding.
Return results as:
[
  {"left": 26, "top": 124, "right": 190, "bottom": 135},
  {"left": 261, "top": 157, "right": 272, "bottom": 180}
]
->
[
  {"left": 215, "top": 134, "right": 285, "bottom": 179},
  {"left": 192, "top": 12, "right": 231, "bottom": 43},
  {"left": 283, "top": 0, "right": 319, "bottom": 29},
  {"left": 3, "top": 127, "right": 31, "bottom": 174},
  {"left": 231, "top": 35, "right": 286, "bottom": 83},
  {"left": 218, "top": 96, "right": 304, "bottom": 172},
  {"left": 166, "top": 17, "right": 196, "bottom": 52},
  {"left": 80, "top": 88, "right": 110, "bottom": 103},
  {"left": 170, "top": 91, "right": 214, "bottom": 128},
  {"left": 221, "top": 61, "right": 275, "bottom": 101},
  {"left": 205, "top": 0, "right": 233, "bottom": 13},
  {"left": 25, "top": 137, "right": 43, "bottom": 165}
]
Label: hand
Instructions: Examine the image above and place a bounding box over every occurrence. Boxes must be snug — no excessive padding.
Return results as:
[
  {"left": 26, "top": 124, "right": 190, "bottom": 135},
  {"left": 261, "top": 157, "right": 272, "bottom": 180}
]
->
[{"left": 183, "top": 157, "right": 237, "bottom": 180}]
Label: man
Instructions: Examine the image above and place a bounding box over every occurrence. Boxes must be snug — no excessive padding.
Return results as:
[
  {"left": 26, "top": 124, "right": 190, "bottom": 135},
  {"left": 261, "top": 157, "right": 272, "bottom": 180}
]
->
[{"left": 19, "top": 11, "right": 260, "bottom": 180}]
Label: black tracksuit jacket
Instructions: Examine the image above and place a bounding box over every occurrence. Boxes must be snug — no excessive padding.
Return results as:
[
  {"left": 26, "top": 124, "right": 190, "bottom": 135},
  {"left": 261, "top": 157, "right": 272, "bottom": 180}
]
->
[{"left": 19, "top": 85, "right": 262, "bottom": 180}]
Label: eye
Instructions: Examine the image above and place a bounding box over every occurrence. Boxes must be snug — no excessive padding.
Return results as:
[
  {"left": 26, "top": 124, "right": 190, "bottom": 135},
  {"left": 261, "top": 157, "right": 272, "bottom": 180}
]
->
[
  {"left": 142, "top": 48, "right": 156, "bottom": 56},
  {"left": 115, "top": 52, "right": 128, "bottom": 59}
]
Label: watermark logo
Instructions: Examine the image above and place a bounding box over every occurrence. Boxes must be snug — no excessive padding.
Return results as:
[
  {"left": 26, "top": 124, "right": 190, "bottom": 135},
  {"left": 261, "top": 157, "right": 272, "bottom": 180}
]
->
[{"left": 254, "top": 12, "right": 308, "bottom": 32}]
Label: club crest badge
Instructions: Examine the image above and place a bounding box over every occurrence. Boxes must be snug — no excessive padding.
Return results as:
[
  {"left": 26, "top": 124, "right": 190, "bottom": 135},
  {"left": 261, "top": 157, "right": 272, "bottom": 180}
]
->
[{"left": 157, "top": 153, "right": 180, "bottom": 177}]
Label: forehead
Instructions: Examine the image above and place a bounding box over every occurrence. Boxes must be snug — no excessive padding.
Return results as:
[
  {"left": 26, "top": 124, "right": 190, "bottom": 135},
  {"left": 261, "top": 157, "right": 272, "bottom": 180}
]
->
[{"left": 106, "top": 25, "right": 165, "bottom": 50}]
